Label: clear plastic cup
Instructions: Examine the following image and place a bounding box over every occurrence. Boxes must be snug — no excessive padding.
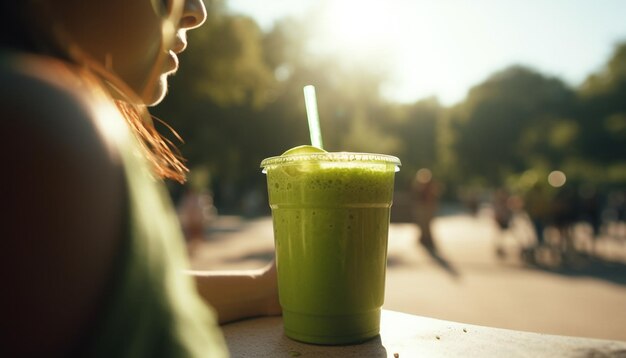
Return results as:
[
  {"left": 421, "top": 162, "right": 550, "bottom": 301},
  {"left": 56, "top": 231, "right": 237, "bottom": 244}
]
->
[{"left": 261, "top": 151, "right": 400, "bottom": 345}]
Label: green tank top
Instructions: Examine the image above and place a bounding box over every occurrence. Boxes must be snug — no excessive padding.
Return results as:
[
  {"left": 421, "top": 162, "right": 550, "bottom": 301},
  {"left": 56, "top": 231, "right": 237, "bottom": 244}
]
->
[
  {"left": 83, "top": 96, "right": 229, "bottom": 357},
  {"left": 0, "top": 51, "right": 228, "bottom": 356}
]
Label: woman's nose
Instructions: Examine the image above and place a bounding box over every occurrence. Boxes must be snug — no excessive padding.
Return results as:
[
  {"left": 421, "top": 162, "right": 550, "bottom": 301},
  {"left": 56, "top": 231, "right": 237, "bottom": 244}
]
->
[{"left": 180, "top": 0, "right": 207, "bottom": 29}]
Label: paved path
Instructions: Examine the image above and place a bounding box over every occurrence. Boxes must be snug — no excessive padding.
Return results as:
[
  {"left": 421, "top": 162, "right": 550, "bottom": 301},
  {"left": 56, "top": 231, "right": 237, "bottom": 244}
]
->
[{"left": 189, "top": 213, "right": 626, "bottom": 342}]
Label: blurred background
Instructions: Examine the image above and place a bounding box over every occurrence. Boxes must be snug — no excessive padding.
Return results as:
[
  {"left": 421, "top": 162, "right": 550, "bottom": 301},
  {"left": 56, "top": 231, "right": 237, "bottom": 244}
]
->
[
  {"left": 155, "top": 0, "right": 626, "bottom": 217},
  {"left": 153, "top": 0, "right": 626, "bottom": 341}
]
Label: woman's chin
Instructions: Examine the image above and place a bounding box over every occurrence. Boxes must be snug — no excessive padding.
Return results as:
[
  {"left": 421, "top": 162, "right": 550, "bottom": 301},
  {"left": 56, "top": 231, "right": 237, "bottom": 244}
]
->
[{"left": 146, "top": 75, "right": 169, "bottom": 106}]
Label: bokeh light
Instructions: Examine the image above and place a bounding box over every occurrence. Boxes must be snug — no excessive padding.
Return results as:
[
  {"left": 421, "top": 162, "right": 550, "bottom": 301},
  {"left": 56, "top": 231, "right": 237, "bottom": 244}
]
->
[
  {"left": 547, "top": 170, "right": 567, "bottom": 187},
  {"left": 416, "top": 168, "right": 433, "bottom": 184}
]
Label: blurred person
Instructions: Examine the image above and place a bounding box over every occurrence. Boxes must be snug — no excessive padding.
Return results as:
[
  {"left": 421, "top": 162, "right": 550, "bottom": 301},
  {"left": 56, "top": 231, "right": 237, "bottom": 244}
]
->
[
  {"left": 578, "top": 184, "right": 602, "bottom": 238},
  {"left": 551, "top": 185, "right": 579, "bottom": 257},
  {"left": 179, "top": 188, "right": 206, "bottom": 247},
  {"left": 178, "top": 186, "right": 217, "bottom": 255},
  {"left": 466, "top": 191, "right": 480, "bottom": 217},
  {"left": 577, "top": 184, "right": 603, "bottom": 253},
  {"left": 458, "top": 187, "right": 481, "bottom": 217},
  {"left": 604, "top": 190, "right": 626, "bottom": 240},
  {"left": 410, "top": 168, "right": 441, "bottom": 250},
  {"left": 523, "top": 183, "right": 551, "bottom": 247},
  {"left": 241, "top": 187, "right": 264, "bottom": 217},
  {"left": 616, "top": 190, "right": 626, "bottom": 239},
  {"left": 178, "top": 168, "right": 218, "bottom": 256},
  {"left": 491, "top": 188, "right": 514, "bottom": 258},
  {"left": 0, "top": 1, "right": 279, "bottom": 357},
  {"left": 492, "top": 188, "right": 513, "bottom": 230}
]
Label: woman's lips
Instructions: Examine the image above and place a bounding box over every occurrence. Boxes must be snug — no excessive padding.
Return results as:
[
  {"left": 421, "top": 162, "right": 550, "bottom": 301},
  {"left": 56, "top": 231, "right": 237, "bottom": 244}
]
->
[
  {"left": 166, "top": 50, "right": 179, "bottom": 73},
  {"left": 173, "top": 33, "right": 188, "bottom": 53}
]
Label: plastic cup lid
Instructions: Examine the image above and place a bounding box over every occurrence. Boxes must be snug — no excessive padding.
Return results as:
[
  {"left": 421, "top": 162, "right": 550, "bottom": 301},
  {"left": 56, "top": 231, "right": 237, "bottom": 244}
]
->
[{"left": 260, "top": 152, "right": 401, "bottom": 168}]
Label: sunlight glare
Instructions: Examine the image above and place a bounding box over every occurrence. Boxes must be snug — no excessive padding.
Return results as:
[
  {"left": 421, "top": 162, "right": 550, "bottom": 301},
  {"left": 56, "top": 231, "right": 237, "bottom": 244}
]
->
[
  {"left": 322, "top": 0, "right": 395, "bottom": 53},
  {"left": 313, "top": 0, "right": 479, "bottom": 104}
]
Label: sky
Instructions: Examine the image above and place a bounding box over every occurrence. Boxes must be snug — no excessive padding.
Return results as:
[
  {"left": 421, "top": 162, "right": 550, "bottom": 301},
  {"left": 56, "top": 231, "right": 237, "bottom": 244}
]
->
[{"left": 226, "top": 0, "right": 626, "bottom": 106}]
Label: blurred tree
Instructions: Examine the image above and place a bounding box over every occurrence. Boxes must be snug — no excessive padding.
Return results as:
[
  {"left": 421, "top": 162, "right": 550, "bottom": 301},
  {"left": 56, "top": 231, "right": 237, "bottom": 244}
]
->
[
  {"left": 175, "top": 1, "right": 274, "bottom": 108},
  {"left": 384, "top": 97, "right": 442, "bottom": 186},
  {"left": 326, "top": 63, "right": 397, "bottom": 154},
  {"left": 255, "top": 18, "right": 397, "bottom": 156},
  {"left": 152, "top": 0, "right": 277, "bottom": 211},
  {"left": 446, "top": 65, "right": 576, "bottom": 186},
  {"left": 153, "top": 6, "right": 394, "bottom": 211},
  {"left": 576, "top": 41, "right": 626, "bottom": 182},
  {"left": 151, "top": 2, "right": 625, "bottom": 213}
]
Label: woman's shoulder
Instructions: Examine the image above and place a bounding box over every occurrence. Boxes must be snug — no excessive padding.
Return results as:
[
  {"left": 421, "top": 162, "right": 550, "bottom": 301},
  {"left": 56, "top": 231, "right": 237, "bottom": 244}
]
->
[
  {"left": 0, "top": 51, "right": 125, "bottom": 209},
  {"left": 0, "top": 51, "right": 125, "bottom": 177},
  {"left": 1, "top": 52, "right": 106, "bottom": 132},
  {"left": 0, "top": 52, "right": 127, "bottom": 355}
]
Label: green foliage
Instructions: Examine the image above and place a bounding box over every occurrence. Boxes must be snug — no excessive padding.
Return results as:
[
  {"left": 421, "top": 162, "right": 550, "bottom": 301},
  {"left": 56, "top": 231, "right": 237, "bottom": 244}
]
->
[
  {"left": 182, "top": 15, "right": 274, "bottom": 108},
  {"left": 385, "top": 98, "right": 442, "bottom": 185},
  {"left": 152, "top": 4, "right": 626, "bottom": 210},
  {"left": 445, "top": 66, "right": 577, "bottom": 185},
  {"left": 576, "top": 42, "right": 626, "bottom": 165}
]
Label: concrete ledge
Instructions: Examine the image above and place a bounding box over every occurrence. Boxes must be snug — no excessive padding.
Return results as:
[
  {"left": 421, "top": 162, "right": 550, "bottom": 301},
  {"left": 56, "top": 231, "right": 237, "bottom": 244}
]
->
[{"left": 222, "top": 310, "right": 626, "bottom": 357}]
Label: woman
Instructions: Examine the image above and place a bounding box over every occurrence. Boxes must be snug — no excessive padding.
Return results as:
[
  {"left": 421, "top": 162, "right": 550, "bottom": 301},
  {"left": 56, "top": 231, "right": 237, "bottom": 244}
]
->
[{"left": 0, "top": 0, "right": 279, "bottom": 356}]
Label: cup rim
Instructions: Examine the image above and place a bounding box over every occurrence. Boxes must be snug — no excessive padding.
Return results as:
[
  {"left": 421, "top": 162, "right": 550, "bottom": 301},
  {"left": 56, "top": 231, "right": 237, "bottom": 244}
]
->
[{"left": 260, "top": 152, "right": 401, "bottom": 169}]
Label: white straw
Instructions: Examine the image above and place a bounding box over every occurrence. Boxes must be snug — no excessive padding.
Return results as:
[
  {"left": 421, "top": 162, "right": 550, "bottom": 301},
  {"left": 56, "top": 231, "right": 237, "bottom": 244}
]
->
[{"left": 303, "top": 85, "right": 324, "bottom": 149}]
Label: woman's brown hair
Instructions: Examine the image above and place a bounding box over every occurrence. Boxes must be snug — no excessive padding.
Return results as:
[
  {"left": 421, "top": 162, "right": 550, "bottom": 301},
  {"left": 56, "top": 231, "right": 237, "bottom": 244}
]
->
[{"left": 0, "top": 0, "right": 189, "bottom": 183}]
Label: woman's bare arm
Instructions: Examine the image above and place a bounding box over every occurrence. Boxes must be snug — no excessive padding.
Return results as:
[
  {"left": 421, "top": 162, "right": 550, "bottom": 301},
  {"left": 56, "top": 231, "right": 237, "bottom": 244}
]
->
[{"left": 187, "top": 262, "right": 281, "bottom": 324}]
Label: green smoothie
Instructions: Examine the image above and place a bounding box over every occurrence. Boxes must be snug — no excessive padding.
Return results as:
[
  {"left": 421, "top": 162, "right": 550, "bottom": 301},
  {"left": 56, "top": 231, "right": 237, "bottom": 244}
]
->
[{"left": 261, "top": 146, "right": 400, "bottom": 345}]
